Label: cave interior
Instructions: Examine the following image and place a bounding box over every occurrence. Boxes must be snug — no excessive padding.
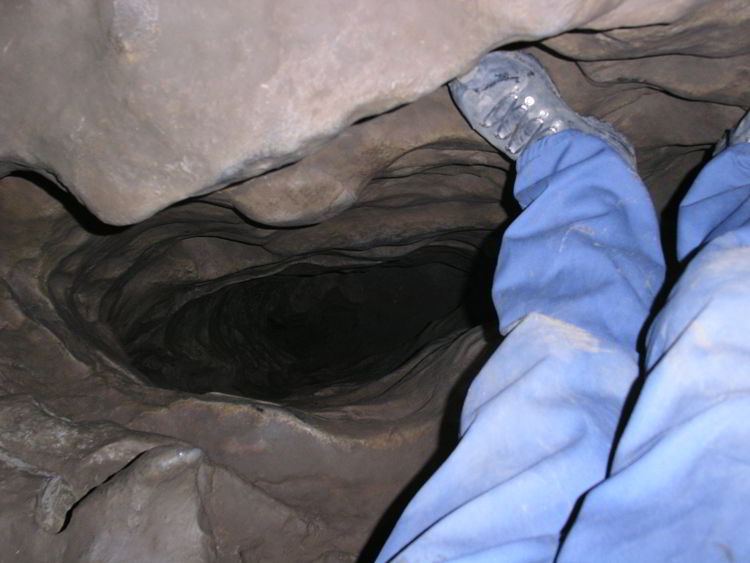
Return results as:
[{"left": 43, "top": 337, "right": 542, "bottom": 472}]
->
[{"left": 1, "top": 1, "right": 749, "bottom": 561}]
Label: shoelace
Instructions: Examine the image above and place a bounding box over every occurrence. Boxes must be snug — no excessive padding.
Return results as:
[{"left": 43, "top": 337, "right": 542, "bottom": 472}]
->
[{"left": 482, "top": 93, "right": 564, "bottom": 155}]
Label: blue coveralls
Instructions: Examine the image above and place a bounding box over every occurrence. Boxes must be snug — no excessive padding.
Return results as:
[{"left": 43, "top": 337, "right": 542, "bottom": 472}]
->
[{"left": 376, "top": 130, "right": 750, "bottom": 562}]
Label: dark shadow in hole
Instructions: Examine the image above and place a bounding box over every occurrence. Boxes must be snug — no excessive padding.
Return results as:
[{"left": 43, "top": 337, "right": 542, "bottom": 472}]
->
[
  {"left": 352, "top": 102, "right": 409, "bottom": 126},
  {"left": 656, "top": 148, "right": 714, "bottom": 275},
  {"left": 461, "top": 229, "right": 502, "bottom": 341},
  {"left": 127, "top": 239, "right": 500, "bottom": 401},
  {"left": 58, "top": 447, "right": 151, "bottom": 533},
  {"left": 357, "top": 169, "right": 515, "bottom": 562},
  {"left": 8, "top": 171, "right": 126, "bottom": 236},
  {"left": 465, "top": 163, "right": 517, "bottom": 346},
  {"left": 499, "top": 164, "right": 521, "bottom": 220}
]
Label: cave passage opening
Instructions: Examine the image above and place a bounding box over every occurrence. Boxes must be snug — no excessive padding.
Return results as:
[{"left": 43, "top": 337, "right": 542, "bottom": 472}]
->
[{"left": 122, "top": 243, "right": 498, "bottom": 401}]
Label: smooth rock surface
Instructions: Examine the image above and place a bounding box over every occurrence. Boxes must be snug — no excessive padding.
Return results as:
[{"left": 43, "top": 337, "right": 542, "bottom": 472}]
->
[{"left": 0, "top": 0, "right": 728, "bottom": 225}]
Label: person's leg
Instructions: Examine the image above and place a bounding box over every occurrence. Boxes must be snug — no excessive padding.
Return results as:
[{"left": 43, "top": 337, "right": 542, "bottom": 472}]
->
[
  {"left": 376, "top": 52, "right": 665, "bottom": 562},
  {"left": 678, "top": 119, "right": 750, "bottom": 260},
  {"left": 559, "top": 121, "right": 750, "bottom": 562}
]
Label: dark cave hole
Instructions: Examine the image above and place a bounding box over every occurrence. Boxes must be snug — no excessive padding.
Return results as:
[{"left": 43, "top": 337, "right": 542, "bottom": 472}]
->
[{"left": 124, "top": 243, "right": 498, "bottom": 401}]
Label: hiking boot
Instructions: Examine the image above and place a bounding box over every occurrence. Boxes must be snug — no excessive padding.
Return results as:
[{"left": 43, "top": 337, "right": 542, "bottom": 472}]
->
[{"left": 449, "top": 50, "right": 636, "bottom": 168}]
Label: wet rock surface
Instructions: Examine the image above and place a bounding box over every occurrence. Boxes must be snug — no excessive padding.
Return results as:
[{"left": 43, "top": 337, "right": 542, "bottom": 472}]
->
[{"left": 1, "top": 1, "right": 750, "bottom": 561}]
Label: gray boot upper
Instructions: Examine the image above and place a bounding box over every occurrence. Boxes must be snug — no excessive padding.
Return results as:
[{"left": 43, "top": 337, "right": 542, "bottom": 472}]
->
[{"left": 449, "top": 50, "right": 636, "bottom": 168}]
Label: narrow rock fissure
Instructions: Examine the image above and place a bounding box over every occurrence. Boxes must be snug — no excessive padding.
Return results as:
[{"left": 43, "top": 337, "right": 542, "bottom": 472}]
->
[{"left": 117, "top": 243, "right": 498, "bottom": 401}]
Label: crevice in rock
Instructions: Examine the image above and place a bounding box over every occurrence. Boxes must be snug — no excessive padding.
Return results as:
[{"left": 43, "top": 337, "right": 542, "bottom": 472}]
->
[
  {"left": 123, "top": 243, "right": 497, "bottom": 400},
  {"left": 46, "top": 151, "right": 508, "bottom": 408}
]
